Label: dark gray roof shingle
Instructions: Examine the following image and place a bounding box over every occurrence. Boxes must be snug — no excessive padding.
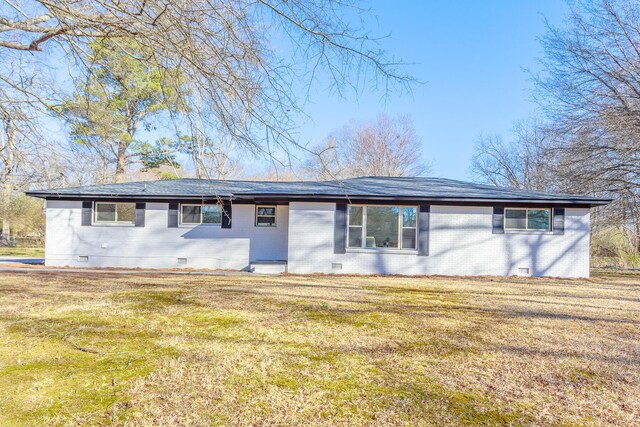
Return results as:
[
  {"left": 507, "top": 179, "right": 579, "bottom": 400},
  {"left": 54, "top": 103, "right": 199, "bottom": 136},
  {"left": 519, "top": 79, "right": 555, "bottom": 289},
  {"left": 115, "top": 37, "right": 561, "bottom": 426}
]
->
[{"left": 25, "top": 176, "right": 611, "bottom": 206}]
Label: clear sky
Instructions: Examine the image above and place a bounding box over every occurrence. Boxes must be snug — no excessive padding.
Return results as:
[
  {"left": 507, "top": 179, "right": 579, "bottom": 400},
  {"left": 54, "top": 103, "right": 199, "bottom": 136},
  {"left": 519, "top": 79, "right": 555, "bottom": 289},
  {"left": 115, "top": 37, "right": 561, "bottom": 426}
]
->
[{"left": 294, "top": 0, "right": 569, "bottom": 180}]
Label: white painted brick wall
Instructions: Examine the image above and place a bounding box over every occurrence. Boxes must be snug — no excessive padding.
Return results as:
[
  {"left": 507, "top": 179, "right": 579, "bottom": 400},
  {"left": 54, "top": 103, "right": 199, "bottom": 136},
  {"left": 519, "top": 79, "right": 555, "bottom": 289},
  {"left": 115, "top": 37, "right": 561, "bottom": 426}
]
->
[
  {"left": 44, "top": 201, "right": 288, "bottom": 269},
  {"left": 287, "top": 202, "right": 591, "bottom": 278},
  {"left": 46, "top": 200, "right": 591, "bottom": 277}
]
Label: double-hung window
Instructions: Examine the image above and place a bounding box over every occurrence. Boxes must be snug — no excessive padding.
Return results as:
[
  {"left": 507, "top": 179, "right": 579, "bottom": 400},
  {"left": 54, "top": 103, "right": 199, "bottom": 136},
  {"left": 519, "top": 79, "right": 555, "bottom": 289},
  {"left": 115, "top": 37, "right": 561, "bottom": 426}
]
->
[
  {"left": 94, "top": 202, "right": 136, "bottom": 224},
  {"left": 504, "top": 208, "right": 551, "bottom": 231},
  {"left": 347, "top": 205, "right": 417, "bottom": 250},
  {"left": 180, "top": 204, "right": 222, "bottom": 225},
  {"left": 255, "top": 206, "right": 277, "bottom": 227}
]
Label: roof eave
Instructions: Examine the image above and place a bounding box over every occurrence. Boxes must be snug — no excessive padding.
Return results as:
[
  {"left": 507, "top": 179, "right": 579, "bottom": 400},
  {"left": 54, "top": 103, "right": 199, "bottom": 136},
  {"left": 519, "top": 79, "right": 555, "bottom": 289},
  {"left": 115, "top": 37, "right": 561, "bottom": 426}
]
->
[
  {"left": 26, "top": 191, "right": 611, "bottom": 207},
  {"left": 25, "top": 192, "right": 233, "bottom": 200}
]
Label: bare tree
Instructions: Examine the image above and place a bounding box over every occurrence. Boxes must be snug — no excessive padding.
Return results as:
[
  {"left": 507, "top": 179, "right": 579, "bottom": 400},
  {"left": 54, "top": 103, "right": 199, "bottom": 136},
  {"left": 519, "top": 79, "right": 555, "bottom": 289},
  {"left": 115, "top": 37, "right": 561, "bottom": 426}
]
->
[
  {"left": 0, "top": 102, "right": 64, "bottom": 244},
  {"left": 0, "top": 107, "right": 16, "bottom": 244},
  {"left": 533, "top": 0, "right": 640, "bottom": 253},
  {"left": 1, "top": 0, "right": 412, "bottom": 170},
  {"left": 534, "top": 0, "right": 640, "bottom": 191},
  {"left": 471, "top": 119, "right": 558, "bottom": 192},
  {"left": 306, "top": 114, "right": 428, "bottom": 179}
]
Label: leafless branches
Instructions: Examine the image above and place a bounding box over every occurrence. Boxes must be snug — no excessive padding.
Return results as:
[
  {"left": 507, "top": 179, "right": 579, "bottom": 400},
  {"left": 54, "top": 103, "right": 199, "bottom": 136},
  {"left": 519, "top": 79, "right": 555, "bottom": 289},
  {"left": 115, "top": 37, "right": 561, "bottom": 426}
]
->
[
  {"left": 471, "top": 119, "right": 559, "bottom": 192},
  {"left": 306, "top": 113, "right": 429, "bottom": 179},
  {"left": 0, "top": 0, "right": 412, "bottom": 167}
]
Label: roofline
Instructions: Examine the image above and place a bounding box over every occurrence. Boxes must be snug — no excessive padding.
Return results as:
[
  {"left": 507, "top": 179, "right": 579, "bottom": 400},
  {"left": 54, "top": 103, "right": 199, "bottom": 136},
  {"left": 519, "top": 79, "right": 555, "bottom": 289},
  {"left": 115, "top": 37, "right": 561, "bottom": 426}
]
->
[{"left": 25, "top": 191, "right": 612, "bottom": 206}]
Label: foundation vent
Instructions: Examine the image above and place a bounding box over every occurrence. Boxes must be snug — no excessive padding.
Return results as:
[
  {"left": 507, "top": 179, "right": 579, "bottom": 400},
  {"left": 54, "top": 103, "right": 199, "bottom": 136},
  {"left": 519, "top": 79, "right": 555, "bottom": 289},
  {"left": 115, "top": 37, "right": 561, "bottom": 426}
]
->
[
  {"left": 331, "top": 263, "right": 343, "bottom": 270},
  {"left": 177, "top": 258, "right": 188, "bottom": 265},
  {"left": 77, "top": 256, "right": 89, "bottom": 262},
  {"left": 518, "top": 267, "right": 530, "bottom": 276}
]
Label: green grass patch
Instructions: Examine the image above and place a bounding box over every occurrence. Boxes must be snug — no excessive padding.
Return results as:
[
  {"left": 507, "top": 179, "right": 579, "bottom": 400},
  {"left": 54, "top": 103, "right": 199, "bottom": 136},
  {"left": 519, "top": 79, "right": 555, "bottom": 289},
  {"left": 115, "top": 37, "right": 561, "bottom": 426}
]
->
[{"left": 0, "top": 246, "right": 44, "bottom": 257}]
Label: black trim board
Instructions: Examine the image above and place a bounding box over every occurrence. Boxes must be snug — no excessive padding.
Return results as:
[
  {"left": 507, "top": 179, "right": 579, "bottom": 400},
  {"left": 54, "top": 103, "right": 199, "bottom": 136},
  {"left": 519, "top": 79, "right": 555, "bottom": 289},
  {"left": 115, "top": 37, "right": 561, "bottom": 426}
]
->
[
  {"left": 34, "top": 194, "right": 607, "bottom": 208},
  {"left": 334, "top": 203, "right": 347, "bottom": 254},
  {"left": 418, "top": 205, "right": 430, "bottom": 256}
]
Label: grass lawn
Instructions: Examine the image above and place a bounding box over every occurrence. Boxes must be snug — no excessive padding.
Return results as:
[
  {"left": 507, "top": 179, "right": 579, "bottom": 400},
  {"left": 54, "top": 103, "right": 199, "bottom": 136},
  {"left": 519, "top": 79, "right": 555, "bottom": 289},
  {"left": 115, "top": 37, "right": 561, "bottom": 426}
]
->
[
  {"left": 0, "top": 271, "right": 638, "bottom": 426},
  {"left": 0, "top": 247, "right": 44, "bottom": 257}
]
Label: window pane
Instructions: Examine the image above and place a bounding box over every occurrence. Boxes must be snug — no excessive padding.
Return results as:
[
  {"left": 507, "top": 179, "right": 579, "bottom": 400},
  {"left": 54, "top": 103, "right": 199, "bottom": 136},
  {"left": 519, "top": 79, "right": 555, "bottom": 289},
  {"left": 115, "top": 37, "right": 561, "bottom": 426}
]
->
[
  {"left": 257, "top": 207, "right": 276, "bottom": 216},
  {"left": 402, "top": 228, "right": 417, "bottom": 249},
  {"left": 366, "top": 206, "right": 399, "bottom": 248},
  {"left": 528, "top": 209, "right": 550, "bottom": 230},
  {"left": 348, "top": 226, "right": 362, "bottom": 248},
  {"left": 96, "top": 203, "right": 116, "bottom": 222},
  {"left": 116, "top": 203, "right": 136, "bottom": 223},
  {"left": 505, "top": 209, "right": 526, "bottom": 229},
  {"left": 256, "top": 216, "right": 276, "bottom": 226},
  {"left": 202, "top": 205, "right": 222, "bottom": 224},
  {"left": 403, "top": 207, "right": 417, "bottom": 227},
  {"left": 348, "top": 206, "right": 363, "bottom": 226},
  {"left": 182, "top": 205, "right": 201, "bottom": 224}
]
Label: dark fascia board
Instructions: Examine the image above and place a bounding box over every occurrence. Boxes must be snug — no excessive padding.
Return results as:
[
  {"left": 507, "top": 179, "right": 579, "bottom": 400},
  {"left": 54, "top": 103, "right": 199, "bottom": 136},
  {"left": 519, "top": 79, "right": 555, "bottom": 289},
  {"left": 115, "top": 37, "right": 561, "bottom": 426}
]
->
[
  {"left": 27, "top": 191, "right": 612, "bottom": 207},
  {"left": 232, "top": 194, "right": 612, "bottom": 207},
  {"left": 25, "top": 193, "right": 233, "bottom": 202}
]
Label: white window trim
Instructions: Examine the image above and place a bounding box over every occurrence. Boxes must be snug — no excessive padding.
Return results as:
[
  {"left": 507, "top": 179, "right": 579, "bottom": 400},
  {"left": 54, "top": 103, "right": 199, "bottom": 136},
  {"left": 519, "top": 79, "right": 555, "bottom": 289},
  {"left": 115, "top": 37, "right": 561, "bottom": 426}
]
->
[
  {"left": 179, "top": 203, "right": 222, "bottom": 226},
  {"left": 347, "top": 205, "right": 418, "bottom": 251},
  {"left": 255, "top": 205, "right": 277, "bottom": 227},
  {"left": 504, "top": 207, "right": 552, "bottom": 231},
  {"left": 93, "top": 202, "right": 136, "bottom": 225}
]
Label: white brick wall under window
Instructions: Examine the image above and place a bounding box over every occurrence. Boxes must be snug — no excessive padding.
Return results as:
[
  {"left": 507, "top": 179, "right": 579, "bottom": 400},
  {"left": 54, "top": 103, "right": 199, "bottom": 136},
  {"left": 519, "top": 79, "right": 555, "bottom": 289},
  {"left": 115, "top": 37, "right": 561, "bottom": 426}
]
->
[
  {"left": 286, "top": 202, "right": 590, "bottom": 278},
  {"left": 44, "top": 201, "right": 288, "bottom": 269}
]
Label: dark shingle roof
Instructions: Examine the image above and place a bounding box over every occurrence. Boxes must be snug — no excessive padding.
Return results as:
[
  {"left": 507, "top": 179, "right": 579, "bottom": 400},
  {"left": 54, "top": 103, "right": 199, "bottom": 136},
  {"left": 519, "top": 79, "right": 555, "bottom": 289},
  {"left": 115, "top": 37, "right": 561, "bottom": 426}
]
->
[{"left": 25, "top": 176, "right": 611, "bottom": 206}]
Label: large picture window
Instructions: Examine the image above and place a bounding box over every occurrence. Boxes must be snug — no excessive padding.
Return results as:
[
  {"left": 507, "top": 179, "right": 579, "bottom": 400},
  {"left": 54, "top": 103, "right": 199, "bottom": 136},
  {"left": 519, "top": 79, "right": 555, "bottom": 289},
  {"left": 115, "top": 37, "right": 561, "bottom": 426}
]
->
[
  {"left": 95, "top": 202, "right": 136, "bottom": 224},
  {"left": 347, "top": 205, "right": 417, "bottom": 250},
  {"left": 180, "top": 204, "right": 222, "bottom": 225},
  {"left": 505, "top": 208, "right": 551, "bottom": 231}
]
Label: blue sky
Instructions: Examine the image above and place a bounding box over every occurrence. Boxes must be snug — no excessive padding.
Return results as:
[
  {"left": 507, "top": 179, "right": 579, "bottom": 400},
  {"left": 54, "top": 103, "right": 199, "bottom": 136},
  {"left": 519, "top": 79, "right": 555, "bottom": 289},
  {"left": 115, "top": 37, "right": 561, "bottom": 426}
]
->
[{"left": 295, "top": 0, "right": 568, "bottom": 180}]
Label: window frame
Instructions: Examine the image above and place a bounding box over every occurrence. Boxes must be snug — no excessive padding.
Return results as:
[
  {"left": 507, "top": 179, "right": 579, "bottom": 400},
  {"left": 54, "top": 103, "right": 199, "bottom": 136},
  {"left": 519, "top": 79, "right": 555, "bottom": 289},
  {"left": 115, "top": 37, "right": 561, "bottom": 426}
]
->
[
  {"left": 504, "top": 207, "right": 552, "bottom": 231},
  {"left": 347, "top": 204, "right": 418, "bottom": 251},
  {"left": 93, "top": 202, "right": 136, "bottom": 225},
  {"left": 179, "top": 203, "right": 222, "bottom": 226},
  {"left": 255, "top": 205, "right": 277, "bottom": 227}
]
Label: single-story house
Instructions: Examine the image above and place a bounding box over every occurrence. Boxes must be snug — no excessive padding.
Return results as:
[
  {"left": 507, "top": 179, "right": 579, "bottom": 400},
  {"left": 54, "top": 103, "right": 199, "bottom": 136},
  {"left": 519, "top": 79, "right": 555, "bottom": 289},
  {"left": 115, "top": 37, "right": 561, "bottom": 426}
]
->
[{"left": 26, "top": 176, "right": 610, "bottom": 277}]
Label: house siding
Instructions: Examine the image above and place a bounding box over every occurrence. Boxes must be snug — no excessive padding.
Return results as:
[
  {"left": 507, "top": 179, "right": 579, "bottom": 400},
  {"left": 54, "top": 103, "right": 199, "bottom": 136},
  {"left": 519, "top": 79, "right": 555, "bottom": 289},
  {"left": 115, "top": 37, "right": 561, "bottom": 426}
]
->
[
  {"left": 44, "top": 201, "right": 289, "bottom": 269},
  {"left": 287, "top": 202, "right": 591, "bottom": 278}
]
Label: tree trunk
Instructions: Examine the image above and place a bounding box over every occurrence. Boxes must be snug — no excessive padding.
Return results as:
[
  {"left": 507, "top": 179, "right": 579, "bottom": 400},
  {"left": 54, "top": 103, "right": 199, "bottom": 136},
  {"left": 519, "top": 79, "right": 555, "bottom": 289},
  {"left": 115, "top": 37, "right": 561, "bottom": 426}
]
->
[
  {"left": 1, "top": 112, "right": 15, "bottom": 246},
  {"left": 115, "top": 141, "right": 127, "bottom": 180}
]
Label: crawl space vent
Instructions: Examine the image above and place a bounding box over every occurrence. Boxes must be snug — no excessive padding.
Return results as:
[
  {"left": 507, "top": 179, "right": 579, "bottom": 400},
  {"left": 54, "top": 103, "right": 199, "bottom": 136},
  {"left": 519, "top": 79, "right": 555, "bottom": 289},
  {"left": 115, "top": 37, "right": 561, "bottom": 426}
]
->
[
  {"left": 518, "top": 267, "right": 530, "bottom": 276},
  {"left": 331, "top": 263, "right": 343, "bottom": 270},
  {"left": 177, "top": 258, "right": 187, "bottom": 265},
  {"left": 77, "top": 256, "right": 89, "bottom": 262}
]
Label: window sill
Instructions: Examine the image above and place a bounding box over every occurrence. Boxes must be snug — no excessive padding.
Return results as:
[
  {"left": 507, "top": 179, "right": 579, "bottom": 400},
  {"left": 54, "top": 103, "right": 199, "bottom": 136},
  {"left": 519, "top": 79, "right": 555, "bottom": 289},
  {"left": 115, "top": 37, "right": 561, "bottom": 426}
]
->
[
  {"left": 178, "top": 224, "right": 222, "bottom": 228},
  {"left": 92, "top": 222, "right": 135, "bottom": 227},
  {"left": 504, "top": 230, "right": 553, "bottom": 235},
  {"left": 346, "top": 248, "right": 418, "bottom": 255}
]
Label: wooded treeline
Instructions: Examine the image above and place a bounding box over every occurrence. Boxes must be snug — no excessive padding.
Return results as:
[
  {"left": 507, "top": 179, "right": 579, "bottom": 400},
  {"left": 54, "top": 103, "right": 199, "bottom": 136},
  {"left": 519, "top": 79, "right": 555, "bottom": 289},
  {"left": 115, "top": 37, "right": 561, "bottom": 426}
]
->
[{"left": 471, "top": 0, "right": 640, "bottom": 266}]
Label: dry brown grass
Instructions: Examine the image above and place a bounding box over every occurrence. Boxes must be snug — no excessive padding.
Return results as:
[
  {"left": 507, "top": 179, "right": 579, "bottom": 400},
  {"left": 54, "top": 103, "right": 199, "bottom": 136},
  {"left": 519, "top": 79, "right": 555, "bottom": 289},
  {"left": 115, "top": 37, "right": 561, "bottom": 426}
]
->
[{"left": 0, "top": 271, "right": 639, "bottom": 426}]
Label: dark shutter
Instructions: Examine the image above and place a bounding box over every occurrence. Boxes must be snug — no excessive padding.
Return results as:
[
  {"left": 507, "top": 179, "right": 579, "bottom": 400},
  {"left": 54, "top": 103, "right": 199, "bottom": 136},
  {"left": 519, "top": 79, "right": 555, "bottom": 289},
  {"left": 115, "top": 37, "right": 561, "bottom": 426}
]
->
[
  {"left": 135, "top": 203, "right": 146, "bottom": 227},
  {"left": 221, "top": 201, "right": 232, "bottom": 229},
  {"left": 334, "top": 203, "right": 347, "bottom": 254},
  {"left": 418, "top": 204, "right": 430, "bottom": 256},
  {"left": 168, "top": 202, "right": 179, "bottom": 228},
  {"left": 553, "top": 208, "right": 565, "bottom": 235},
  {"left": 492, "top": 206, "right": 505, "bottom": 234},
  {"left": 81, "top": 201, "right": 92, "bottom": 226}
]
